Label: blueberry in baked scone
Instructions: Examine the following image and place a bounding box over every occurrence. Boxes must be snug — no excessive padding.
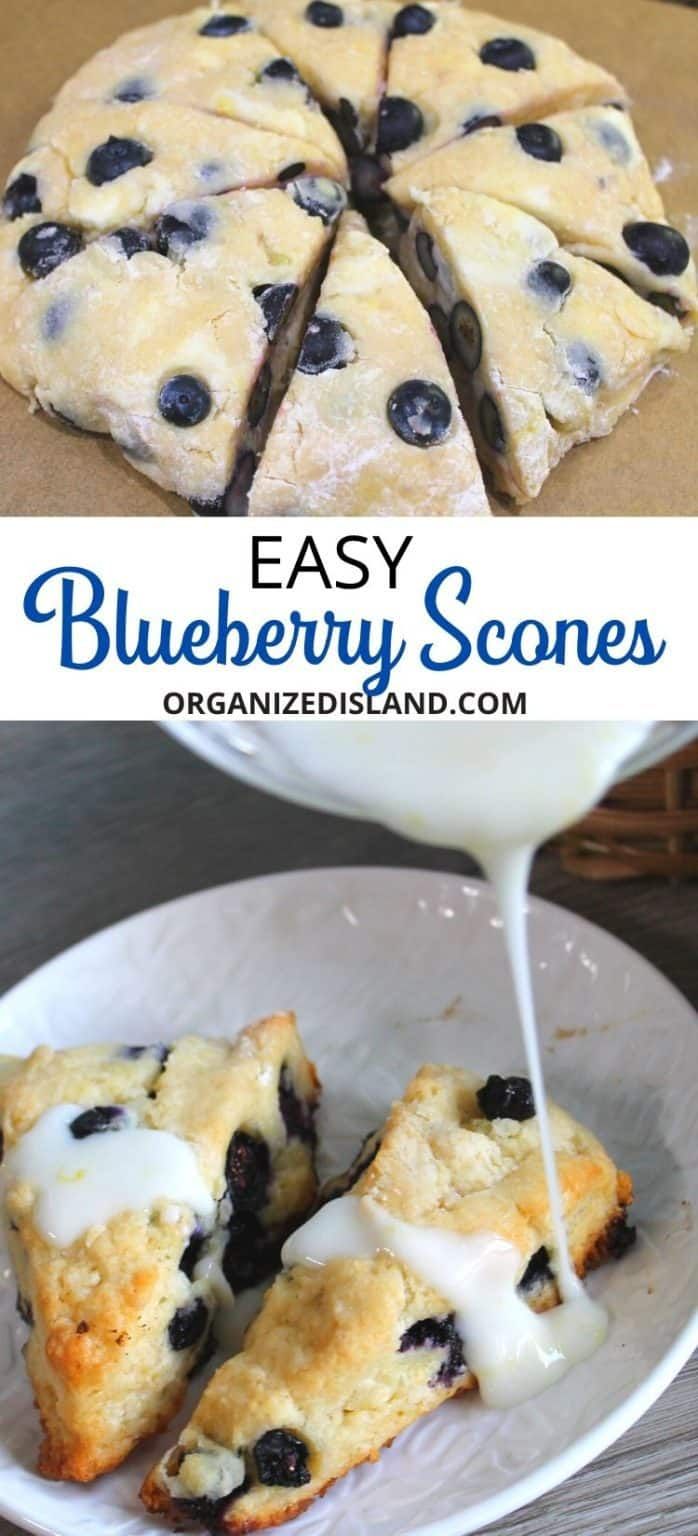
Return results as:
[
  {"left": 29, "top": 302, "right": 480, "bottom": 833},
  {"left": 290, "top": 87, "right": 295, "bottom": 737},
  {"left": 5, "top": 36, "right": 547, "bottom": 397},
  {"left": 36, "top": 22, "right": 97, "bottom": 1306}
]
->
[
  {"left": 5, "top": 98, "right": 342, "bottom": 236},
  {"left": 400, "top": 188, "right": 689, "bottom": 502},
  {"left": 248, "top": 210, "right": 489, "bottom": 515},
  {"left": 49, "top": 8, "right": 346, "bottom": 179},
  {"left": 244, "top": 0, "right": 398, "bottom": 153},
  {"left": 0, "top": 1014, "right": 319, "bottom": 1482},
  {"left": 387, "top": 107, "right": 697, "bottom": 321},
  {"left": 381, "top": 6, "right": 626, "bottom": 173},
  {"left": 0, "top": 183, "right": 343, "bottom": 513},
  {"left": 141, "top": 1063, "right": 633, "bottom": 1532}
]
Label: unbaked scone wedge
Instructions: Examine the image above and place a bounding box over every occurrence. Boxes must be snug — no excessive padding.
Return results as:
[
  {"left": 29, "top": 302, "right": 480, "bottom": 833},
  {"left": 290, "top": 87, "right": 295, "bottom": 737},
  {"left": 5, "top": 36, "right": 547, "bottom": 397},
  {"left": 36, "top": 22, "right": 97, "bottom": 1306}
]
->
[
  {"left": 5, "top": 97, "right": 342, "bottom": 237},
  {"left": 245, "top": 0, "right": 398, "bottom": 154},
  {"left": 249, "top": 210, "right": 489, "bottom": 516},
  {"left": 387, "top": 106, "right": 697, "bottom": 322},
  {"left": 0, "top": 1013, "right": 319, "bottom": 1483},
  {"left": 0, "top": 180, "right": 345, "bottom": 514},
  {"left": 48, "top": 7, "right": 346, "bottom": 180},
  {"left": 400, "top": 188, "right": 689, "bottom": 503},
  {"left": 142, "top": 1063, "right": 633, "bottom": 1532},
  {"left": 379, "top": 5, "right": 625, "bottom": 173}
]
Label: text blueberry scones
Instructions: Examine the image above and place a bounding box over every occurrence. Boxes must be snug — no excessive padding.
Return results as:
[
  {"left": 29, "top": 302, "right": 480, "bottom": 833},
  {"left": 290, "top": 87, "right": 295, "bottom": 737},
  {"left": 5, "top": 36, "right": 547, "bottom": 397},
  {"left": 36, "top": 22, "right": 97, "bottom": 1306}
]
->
[
  {"left": 0, "top": 1014, "right": 319, "bottom": 1481},
  {"left": 141, "top": 1063, "right": 634, "bottom": 1532},
  {"left": 0, "top": 2, "right": 694, "bottom": 513}
]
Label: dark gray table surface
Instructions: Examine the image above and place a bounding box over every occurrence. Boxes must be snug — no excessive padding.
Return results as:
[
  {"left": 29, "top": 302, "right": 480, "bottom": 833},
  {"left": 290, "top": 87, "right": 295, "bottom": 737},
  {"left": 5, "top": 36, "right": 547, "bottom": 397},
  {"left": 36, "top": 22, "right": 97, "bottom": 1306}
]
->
[{"left": 0, "top": 722, "right": 695, "bottom": 1536}]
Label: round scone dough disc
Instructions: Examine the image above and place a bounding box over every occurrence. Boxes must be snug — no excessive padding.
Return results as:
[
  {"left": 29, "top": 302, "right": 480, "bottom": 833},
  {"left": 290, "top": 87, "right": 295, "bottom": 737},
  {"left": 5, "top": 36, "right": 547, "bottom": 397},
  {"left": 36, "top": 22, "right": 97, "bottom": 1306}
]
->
[
  {"left": 381, "top": 5, "right": 626, "bottom": 173},
  {"left": 49, "top": 6, "right": 346, "bottom": 178},
  {"left": 387, "top": 107, "right": 697, "bottom": 322},
  {"left": 400, "top": 187, "right": 689, "bottom": 503},
  {"left": 249, "top": 209, "right": 489, "bottom": 516}
]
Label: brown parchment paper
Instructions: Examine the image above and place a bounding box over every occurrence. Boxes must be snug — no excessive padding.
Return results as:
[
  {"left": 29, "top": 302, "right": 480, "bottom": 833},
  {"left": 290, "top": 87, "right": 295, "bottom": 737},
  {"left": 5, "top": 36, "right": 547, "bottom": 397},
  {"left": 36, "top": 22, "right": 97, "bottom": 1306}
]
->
[{"left": 0, "top": 0, "right": 695, "bottom": 517}]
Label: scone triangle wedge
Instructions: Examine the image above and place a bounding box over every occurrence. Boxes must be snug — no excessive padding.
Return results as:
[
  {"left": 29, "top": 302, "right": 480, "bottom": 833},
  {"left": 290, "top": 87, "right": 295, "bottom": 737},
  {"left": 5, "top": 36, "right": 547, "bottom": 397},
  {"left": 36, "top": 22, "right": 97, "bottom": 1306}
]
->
[
  {"left": 0, "top": 1014, "right": 319, "bottom": 1481},
  {"left": 0, "top": 181, "right": 345, "bottom": 513},
  {"left": 142, "top": 1063, "right": 633, "bottom": 1533},
  {"left": 399, "top": 188, "right": 690, "bottom": 503},
  {"left": 387, "top": 106, "right": 697, "bottom": 322},
  {"left": 379, "top": 6, "right": 625, "bottom": 173},
  {"left": 249, "top": 210, "right": 489, "bottom": 516}
]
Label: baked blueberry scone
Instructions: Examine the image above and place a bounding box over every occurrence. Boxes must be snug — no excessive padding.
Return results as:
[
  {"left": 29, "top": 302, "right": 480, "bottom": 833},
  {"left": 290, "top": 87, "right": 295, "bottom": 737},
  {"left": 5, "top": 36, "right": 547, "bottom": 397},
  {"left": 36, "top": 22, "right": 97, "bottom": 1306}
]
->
[
  {"left": 142, "top": 1063, "right": 633, "bottom": 1532},
  {"left": 0, "top": 182, "right": 344, "bottom": 514},
  {"left": 380, "top": 5, "right": 625, "bottom": 174},
  {"left": 0, "top": 1013, "right": 320, "bottom": 1482},
  {"left": 387, "top": 106, "right": 697, "bottom": 322},
  {"left": 400, "top": 187, "right": 689, "bottom": 502},
  {"left": 249, "top": 209, "right": 489, "bottom": 515}
]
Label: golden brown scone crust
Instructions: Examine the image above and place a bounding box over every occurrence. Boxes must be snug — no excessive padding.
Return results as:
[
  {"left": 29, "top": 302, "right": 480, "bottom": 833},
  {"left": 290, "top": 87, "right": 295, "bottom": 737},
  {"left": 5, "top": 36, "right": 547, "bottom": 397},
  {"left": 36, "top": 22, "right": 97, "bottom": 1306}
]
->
[
  {"left": 142, "top": 1063, "right": 632, "bottom": 1532},
  {"left": 2, "top": 1014, "right": 320, "bottom": 1483}
]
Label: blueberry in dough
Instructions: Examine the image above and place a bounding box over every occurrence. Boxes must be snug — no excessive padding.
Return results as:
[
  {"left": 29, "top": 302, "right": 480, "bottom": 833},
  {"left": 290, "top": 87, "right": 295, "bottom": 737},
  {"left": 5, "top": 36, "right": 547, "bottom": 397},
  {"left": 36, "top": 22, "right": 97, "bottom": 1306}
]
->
[
  {"left": 376, "top": 97, "right": 424, "bottom": 155},
  {"left": 566, "top": 342, "right": 603, "bottom": 394},
  {"left": 305, "top": 1, "right": 344, "bottom": 26},
  {"left": 350, "top": 154, "right": 385, "bottom": 205},
  {"left": 18, "top": 221, "right": 83, "bottom": 280},
  {"left": 111, "top": 226, "right": 152, "bottom": 258},
  {"left": 428, "top": 302, "right": 450, "bottom": 354},
  {"left": 392, "top": 5, "right": 436, "bottom": 37},
  {"left": 416, "top": 230, "right": 437, "bottom": 282},
  {"left": 226, "top": 1130, "right": 271, "bottom": 1211},
  {"left": 278, "top": 161, "right": 307, "bottom": 185},
  {"left": 253, "top": 1430, "right": 311, "bottom": 1488},
  {"left": 278, "top": 1062, "right": 316, "bottom": 1142},
  {"left": 288, "top": 175, "right": 346, "bottom": 224},
  {"left": 622, "top": 221, "right": 690, "bottom": 277},
  {"left": 480, "top": 36, "right": 536, "bottom": 71},
  {"left": 260, "top": 57, "right": 302, "bottom": 84},
  {"left": 158, "top": 375, "right": 212, "bottom": 428},
  {"left": 527, "top": 259, "right": 572, "bottom": 304},
  {"left": 387, "top": 379, "right": 452, "bottom": 448},
  {"left": 516, "top": 122, "right": 563, "bottom": 162},
  {"left": 478, "top": 393, "right": 506, "bottom": 455},
  {"left": 41, "top": 297, "right": 73, "bottom": 342},
  {"left": 399, "top": 1314, "right": 466, "bottom": 1387},
  {"left": 155, "top": 206, "right": 212, "bottom": 256},
  {"left": 222, "top": 1211, "right": 277, "bottom": 1288},
  {"left": 168, "top": 1298, "right": 209, "bottom": 1352},
  {"left": 86, "top": 135, "right": 153, "bottom": 187},
  {"left": 477, "top": 1074, "right": 534, "bottom": 1120},
  {"left": 3, "top": 172, "right": 41, "bottom": 221},
  {"left": 253, "top": 281, "right": 298, "bottom": 341},
  {"left": 113, "top": 77, "right": 153, "bottom": 103},
  {"left": 518, "top": 1245, "right": 553, "bottom": 1292},
  {"left": 199, "top": 13, "right": 251, "bottom": 35},
  {"left": 298, "top": 314, "right": 354, "bottom": 374},
  {"left": 462, "top": 112, "right": 502, "bottom": 136},
  {"left": 327, "top": 97, "right": 363, "bottom": 156},
  {"left": 70, "top": 1105, "right": 127, "bottom": 1139},
  {"left": 450, "top": 300, "right": 482, "bottom": 372}
]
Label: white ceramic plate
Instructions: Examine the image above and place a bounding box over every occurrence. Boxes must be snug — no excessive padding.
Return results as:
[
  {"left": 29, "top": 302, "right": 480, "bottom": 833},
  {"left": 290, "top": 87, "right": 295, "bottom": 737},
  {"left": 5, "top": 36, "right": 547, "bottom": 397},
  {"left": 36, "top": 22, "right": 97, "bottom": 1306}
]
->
[{"left": 0, "top": 868, "right": 696, "bottom": 1536}]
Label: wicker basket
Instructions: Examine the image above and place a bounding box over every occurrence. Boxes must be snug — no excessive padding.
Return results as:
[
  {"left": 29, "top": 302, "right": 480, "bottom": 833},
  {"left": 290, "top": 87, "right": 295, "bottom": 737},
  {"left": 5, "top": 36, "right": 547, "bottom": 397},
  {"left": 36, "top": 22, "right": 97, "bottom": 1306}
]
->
[{"left": 558, "top": 742, "right": 698, "bottom": 881}]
